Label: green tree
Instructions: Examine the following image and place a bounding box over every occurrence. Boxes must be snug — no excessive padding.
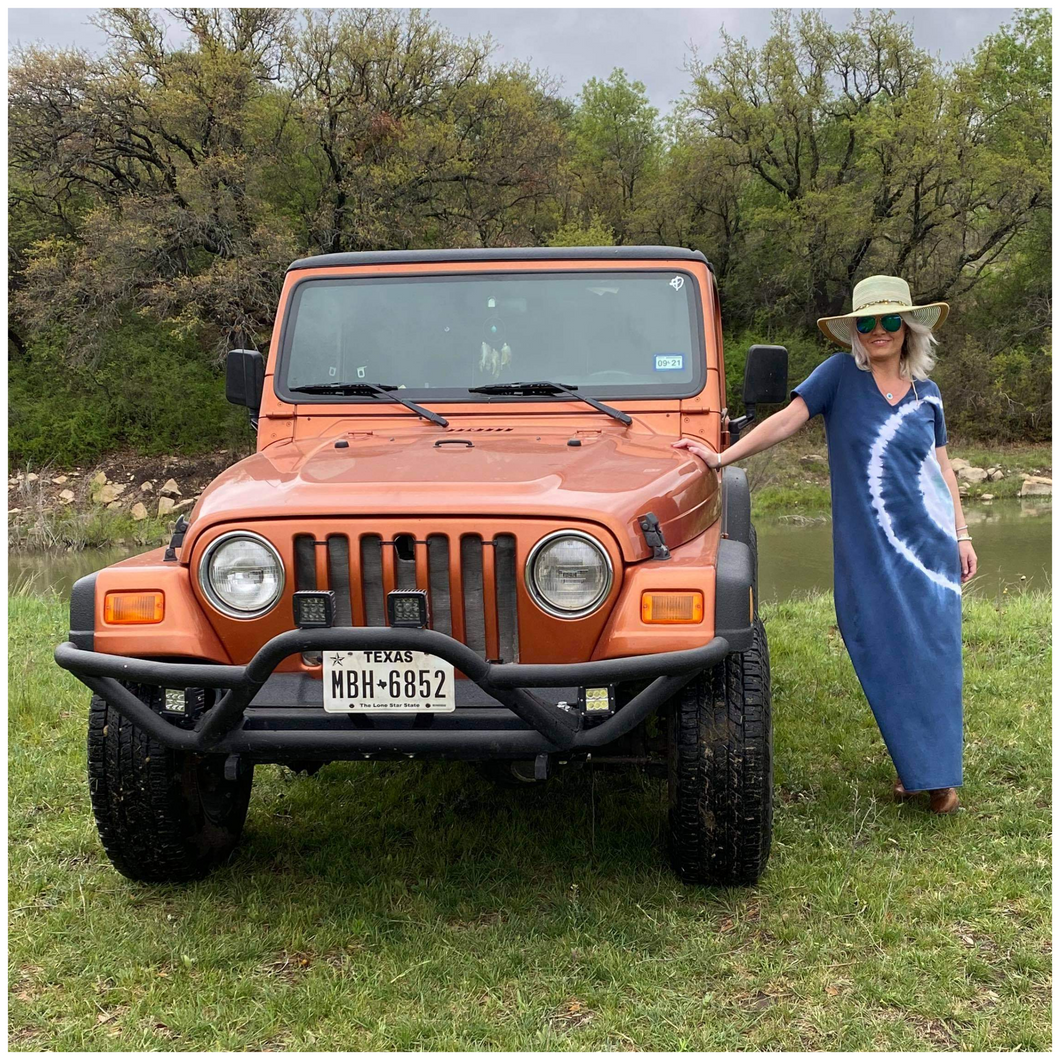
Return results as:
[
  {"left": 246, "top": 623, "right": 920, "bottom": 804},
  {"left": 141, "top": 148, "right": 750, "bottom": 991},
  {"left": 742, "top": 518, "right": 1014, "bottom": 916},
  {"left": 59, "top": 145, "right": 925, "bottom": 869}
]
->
[
  {"left": 570, "top": 68, "right": 661, "bottom": 242},
  {"left": 684, "top": 9, "right": 1050, "bottom": 325}
]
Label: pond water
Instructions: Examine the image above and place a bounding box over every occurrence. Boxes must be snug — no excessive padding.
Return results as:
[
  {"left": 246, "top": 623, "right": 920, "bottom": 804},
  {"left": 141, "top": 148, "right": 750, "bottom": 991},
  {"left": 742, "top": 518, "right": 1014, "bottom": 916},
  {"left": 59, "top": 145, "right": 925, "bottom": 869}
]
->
[
  {"left": 756, "top": 499, "right": 1051, "bottom": 602},
  {"left": 9, "top": 500, "right": 1051, "bottom": 603}
]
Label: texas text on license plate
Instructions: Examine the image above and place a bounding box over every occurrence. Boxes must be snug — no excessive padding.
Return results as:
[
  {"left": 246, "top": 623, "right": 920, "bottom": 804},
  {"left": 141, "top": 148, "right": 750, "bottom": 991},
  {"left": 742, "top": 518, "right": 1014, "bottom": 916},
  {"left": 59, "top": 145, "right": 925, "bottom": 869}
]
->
[{"left": 323, "top": 650, "right": 456, "bottom": 713}]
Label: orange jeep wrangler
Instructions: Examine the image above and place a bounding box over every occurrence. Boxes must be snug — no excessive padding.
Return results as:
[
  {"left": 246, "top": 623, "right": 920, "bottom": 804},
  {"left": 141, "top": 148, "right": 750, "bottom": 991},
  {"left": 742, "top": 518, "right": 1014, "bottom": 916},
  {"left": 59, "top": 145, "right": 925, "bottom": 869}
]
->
[{"left": 56, "top": 247, "right": 788, "bottom": 886}]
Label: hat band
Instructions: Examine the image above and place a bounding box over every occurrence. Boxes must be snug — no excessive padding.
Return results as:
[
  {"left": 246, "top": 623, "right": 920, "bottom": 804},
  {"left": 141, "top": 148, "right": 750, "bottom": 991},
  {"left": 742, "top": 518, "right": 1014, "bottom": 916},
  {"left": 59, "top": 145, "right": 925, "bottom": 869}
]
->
[{"left": 853, "top": 298, "right": 909, "bottom": 312}]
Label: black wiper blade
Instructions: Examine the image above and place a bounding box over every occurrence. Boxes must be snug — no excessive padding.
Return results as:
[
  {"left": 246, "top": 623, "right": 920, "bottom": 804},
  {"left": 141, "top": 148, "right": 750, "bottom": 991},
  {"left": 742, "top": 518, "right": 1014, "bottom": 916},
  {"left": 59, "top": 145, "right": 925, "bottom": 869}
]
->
[
  {"left": 289, "top": 382, "right": 448, "bottom": 427},
  {"left": 289, "top": 382, "right": 388, "bottom": 394},
  {"left": 467, "top": 381, "right": 632, "bottom": 426}
]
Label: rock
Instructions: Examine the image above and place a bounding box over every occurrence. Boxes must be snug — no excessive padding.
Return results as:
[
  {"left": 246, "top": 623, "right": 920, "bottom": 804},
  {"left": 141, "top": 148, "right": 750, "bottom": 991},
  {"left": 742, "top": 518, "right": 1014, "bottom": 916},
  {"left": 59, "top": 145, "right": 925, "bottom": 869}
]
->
[
  {"left": 91, "top": 471, "right": 108, "bottom": 487},
  {"left": 97, "top": 483, "right": 127, "bottom": 504},
  {"left": 1019, "top": 475, "right": 1052, "bottom": 497},
  {"left": 986, "top": 467, "right": 1004, "bottom": 481},
  {"left": 800, "top": 454, "right": 827, "bottom": 465},
  {"left": 157, "top": 496, "right": 177, "bottom": 516},
  {"left": 139, "top": 481, "right": 154, "bottom": 493},
  {"left": 107, "top": 501, "right": 123, "bottom": 510},
  {"left": 172, "top": 498, "right": 196, "bottom": 513},
  {"left": 59, "top": 489, "right": 75, "bottom": 504},
  {"left": 957, "top": 466, "right": 988, "bottom": 484},
  {"left": 958, "top": 484, "right": 969, "bottom": 497},
  {"left": 9, "top": 507, "right": 20, "bottom": 514},
  {"left": 160, "top": 478, "right": 182, "bottom": 498},
  {"left": 25, "top": 473, "right": 38, "bottom": 483},
  {"left": 131, "top": 502, "right": 148, "bottom": 521},
  {"left": 51, "top": 475, "right": 68, "bottom": 485},
  {"left": 949, "top": 458, "right": 970, "bottom": 472},
  {"left": 981, "top": 493, "right": 994, "bottom": 501}
]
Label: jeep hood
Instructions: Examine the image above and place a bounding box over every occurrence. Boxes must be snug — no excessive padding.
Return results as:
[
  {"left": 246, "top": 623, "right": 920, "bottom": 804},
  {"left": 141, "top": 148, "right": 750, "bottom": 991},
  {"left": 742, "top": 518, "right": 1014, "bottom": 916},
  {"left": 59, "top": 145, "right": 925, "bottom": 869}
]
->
[{"left": 186, "top": 426, "right": 720, "bottom": 562}]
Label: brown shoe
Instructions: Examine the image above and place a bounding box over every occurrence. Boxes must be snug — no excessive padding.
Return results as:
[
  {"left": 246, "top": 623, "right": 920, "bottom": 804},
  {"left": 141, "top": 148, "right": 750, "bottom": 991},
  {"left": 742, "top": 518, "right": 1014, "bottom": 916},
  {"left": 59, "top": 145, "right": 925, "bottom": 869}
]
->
[
  {"left": 928, "top": 787, "right": 959, "bottom": 814},
  {"left": 893, "top": 778, "right": 921, "bottom": 802}
]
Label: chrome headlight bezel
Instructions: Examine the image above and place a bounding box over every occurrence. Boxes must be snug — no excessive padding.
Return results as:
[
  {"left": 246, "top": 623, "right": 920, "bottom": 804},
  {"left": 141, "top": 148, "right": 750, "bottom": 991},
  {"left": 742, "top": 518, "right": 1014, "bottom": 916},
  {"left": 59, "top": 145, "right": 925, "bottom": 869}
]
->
[
  {"left": 525, "top": 530, "right": 614, "bottom": 619},
  {"left": 198, "top": 530, "right": 285, "bottom": 620}
]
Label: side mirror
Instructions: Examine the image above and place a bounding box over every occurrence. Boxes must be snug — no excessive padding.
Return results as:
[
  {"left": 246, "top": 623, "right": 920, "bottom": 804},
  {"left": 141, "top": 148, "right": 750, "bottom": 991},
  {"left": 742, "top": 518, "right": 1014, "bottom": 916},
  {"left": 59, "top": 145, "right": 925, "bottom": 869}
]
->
[
  {"left": 743, "top": 344, "right": 789, "bottom": 405},
  {"left": 226, "top": 349, "right": 265, "bottom": 426},
  {"left": 730, "top": 344, "right": 789, "bottom": 442}
]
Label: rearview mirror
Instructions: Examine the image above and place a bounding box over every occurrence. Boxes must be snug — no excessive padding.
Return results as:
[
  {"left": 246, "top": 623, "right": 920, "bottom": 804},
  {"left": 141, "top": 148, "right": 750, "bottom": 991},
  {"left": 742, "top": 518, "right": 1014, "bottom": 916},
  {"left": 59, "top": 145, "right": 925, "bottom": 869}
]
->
[
  {"left": 743, "top": 344, "right": 789, "bottom": 405},
  {"left": 226, "top": 349, "right": 265, "bottom": 423}
]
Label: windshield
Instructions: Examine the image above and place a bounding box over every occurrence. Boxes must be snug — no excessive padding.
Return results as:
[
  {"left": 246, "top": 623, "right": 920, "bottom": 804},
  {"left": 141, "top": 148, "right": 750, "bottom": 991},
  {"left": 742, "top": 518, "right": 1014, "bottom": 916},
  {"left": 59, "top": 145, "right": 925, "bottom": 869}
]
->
[{"left": 278, "top": 270, "right": 704, "bottom": 401}]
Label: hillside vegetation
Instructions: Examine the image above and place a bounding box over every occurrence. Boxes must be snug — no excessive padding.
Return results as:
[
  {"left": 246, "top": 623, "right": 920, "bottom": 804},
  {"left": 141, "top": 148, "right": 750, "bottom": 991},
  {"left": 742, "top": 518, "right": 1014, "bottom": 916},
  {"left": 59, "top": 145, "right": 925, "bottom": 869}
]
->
[{"left": 9, "top": 9, "right": 1051, "bottom": 464}]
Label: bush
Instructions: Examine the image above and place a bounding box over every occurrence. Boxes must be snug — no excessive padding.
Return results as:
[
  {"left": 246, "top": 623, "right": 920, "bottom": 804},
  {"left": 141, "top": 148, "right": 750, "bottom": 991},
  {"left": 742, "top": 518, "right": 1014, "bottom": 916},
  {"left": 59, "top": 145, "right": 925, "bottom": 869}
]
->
[
  {"left": 723, "top": 325, "right": 1051, "bottom": 444},
  {"left": 722, "top": 327, "right": 828, "bottom": 417},
  {"left": 9, "top": 321, "right": 253, "bottom": 467}
]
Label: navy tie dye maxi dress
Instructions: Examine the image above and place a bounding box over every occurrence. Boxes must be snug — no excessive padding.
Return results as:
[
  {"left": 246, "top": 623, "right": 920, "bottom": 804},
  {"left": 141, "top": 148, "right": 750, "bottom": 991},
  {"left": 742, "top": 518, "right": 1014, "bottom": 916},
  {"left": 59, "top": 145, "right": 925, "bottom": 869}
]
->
[{"left": 792, "top": 352, "right": 963, "bottom": 791}]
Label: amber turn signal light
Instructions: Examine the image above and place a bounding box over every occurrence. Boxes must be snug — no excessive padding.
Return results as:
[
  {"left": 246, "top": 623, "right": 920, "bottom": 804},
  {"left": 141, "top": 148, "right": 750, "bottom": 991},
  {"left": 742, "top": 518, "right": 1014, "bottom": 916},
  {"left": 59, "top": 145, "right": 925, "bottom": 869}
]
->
[
  {"left": 104, "top": 591, "right": 164, "bottom": 624},
  {"left": 641, "top": 591, "right": 703, "bottom": 624}
]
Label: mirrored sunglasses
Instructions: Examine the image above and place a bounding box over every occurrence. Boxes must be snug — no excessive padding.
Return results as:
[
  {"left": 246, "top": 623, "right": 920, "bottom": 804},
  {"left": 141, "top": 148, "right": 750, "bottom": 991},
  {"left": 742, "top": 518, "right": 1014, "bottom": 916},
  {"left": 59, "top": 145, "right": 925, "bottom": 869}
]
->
[{"left": 855, "top": 313, "right": 903, "bottom": 335}]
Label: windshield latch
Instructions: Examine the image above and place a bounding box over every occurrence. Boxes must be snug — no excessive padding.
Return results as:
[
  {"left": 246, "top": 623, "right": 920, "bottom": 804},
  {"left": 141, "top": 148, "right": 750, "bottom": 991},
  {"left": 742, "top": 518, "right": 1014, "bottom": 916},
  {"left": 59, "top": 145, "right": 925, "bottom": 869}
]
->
[
  {"left": 638, "top": 512, "right": 671, "bottom": 561},
  {"left": 163, "top": 515, "right": 190, "bottom": 562}
]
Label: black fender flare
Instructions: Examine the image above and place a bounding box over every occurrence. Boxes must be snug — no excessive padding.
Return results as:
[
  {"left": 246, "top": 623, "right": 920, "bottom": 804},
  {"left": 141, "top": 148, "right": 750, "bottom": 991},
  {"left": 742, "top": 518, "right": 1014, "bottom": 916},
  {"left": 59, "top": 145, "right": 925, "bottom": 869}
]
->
[
  {"left": 716, "top": 467, "right": 754, "bottom": 652},
  {"left": 720, "top": 465, "right": 751, "bottom": 546}
]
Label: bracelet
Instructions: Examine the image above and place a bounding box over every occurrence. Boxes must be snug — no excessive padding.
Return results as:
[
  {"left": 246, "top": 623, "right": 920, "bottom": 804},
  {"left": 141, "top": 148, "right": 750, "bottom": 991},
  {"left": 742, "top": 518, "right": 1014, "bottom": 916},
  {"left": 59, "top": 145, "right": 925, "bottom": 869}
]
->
[
  {"left": 957, "top": 534, "right": 973, "bottom": 543},
  {"left": 955, "top": 524, "right": 968, "bottom": 532}
]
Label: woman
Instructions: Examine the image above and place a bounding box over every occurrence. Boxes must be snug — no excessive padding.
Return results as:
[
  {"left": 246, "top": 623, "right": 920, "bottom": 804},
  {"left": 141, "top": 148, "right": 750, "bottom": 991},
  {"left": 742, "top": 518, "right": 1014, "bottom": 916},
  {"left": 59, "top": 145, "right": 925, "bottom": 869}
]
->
[{"left": 675, "top": 275, "right": 977, "bottom": 814}]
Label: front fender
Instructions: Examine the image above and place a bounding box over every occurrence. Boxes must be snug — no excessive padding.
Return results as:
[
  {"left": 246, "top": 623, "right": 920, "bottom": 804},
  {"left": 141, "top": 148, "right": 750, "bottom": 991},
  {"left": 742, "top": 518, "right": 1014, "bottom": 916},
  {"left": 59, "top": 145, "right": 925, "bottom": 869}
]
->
[{"left": 70, "top": 548, "right": 231, "bottom": 663}]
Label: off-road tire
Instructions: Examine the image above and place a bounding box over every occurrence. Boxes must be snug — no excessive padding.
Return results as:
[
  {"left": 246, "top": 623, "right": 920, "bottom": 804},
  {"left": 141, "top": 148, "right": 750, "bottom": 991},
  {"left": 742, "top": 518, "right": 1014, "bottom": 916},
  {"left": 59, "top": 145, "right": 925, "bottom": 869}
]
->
[
  {"left": 667, "top": 617, "right": 773, "bottom": 886},
  {"left": 87, "top": 687, "right": 253, "bottom": 882}
]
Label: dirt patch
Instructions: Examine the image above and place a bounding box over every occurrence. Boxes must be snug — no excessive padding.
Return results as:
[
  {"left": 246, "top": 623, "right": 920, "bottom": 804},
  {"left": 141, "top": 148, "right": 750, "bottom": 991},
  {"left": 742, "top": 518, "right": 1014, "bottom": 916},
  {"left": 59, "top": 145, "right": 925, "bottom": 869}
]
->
[
  {"left": 8, "top": 1023, "right": 45, "bottom": 1050},
  {"left": 448, "top": 910, "right": 506, "bottom": 931},
  {"left": 11, "top": 963, "right": 45, "bottom": 1004},
  {"left": 9, "top": 448, "right": 250, "bottom": 529},
  {"left": 908, "top": 1015, "right": 965, "bottom": 1049},
  {"left": 264, "top": 947, "right": 357, "bottom": 983},
  {"left": 547, "top": 998, "right": 595, "bottom": 1031}
]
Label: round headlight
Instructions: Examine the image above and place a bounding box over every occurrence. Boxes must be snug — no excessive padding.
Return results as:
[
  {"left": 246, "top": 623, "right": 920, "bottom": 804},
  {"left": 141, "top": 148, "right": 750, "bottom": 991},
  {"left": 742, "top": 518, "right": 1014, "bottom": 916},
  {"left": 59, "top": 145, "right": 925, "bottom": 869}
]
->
[
  {"left": 526, "top": 531, "right": 613, "bottom": 618},
  {"left": 199, "top": 532, "right": 285, "bottom": 618}
]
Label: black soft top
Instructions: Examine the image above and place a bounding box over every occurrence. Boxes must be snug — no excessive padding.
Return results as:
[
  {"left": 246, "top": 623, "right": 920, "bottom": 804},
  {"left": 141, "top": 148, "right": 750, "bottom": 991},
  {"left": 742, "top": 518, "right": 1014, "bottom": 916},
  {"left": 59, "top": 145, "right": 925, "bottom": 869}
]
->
[{"left": 287, "top": 245, "right": 712, "bottom": 272}]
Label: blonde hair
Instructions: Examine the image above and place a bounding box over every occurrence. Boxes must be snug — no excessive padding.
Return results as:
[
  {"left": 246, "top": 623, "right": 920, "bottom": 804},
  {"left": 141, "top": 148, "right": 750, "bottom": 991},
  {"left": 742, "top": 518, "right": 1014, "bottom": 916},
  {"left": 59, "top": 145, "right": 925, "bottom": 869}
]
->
[{"left": 849, "top": 315, "right": 938, "bottom": 381}]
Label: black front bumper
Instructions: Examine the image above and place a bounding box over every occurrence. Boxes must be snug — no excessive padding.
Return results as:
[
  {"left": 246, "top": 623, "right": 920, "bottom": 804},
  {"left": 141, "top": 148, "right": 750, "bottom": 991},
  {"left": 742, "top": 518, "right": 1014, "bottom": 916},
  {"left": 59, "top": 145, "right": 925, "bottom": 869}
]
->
[{"left": 55, "top": 626, "right": 730, "bottom": 759}]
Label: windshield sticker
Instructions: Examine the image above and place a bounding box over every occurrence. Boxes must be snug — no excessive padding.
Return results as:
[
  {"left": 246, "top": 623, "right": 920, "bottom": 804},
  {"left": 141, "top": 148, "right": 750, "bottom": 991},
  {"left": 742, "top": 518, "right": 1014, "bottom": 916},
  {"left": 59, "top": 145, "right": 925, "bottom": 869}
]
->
[
  {"left": 669, "top": 276, "right": 684, "bottom": 291},
  {"left": 654, "top": 354, "right": 684, "bottom": 371}
]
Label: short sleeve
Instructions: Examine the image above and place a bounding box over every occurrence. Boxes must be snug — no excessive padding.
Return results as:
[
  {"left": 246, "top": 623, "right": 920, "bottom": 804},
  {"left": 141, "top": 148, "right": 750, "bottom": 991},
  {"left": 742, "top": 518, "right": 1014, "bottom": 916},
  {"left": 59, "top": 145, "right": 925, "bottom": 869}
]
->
[
  {"left": 791, "top": 352, "right": 847, "bottom": 420},
  {"left": 931, "top": 385, "right": 948, "bottom": 447}
]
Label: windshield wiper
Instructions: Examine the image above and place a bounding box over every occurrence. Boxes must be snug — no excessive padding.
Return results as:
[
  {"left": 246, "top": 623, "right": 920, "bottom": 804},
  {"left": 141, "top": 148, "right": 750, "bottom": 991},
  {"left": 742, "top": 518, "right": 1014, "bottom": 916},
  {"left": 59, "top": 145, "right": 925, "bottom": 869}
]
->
[
  {"left": 289, "top": 382, "right": 448, "bottom": 427},
  {"left": 467, "top": 381, "right": 632, "bottom": 426}
]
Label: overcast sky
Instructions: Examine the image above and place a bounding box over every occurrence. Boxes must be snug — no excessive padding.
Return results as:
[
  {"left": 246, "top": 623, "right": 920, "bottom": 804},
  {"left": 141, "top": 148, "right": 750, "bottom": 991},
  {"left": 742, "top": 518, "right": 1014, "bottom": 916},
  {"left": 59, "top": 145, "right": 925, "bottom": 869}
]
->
[{"left": 8, "top": 6, "right": 1021, "bottom": 113}]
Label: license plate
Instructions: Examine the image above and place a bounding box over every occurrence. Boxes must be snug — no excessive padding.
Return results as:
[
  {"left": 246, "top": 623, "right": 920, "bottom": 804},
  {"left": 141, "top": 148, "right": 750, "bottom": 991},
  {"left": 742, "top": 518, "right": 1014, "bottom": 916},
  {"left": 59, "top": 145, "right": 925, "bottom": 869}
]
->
[{"left": 322, "top": 650, "right": 455, "bottom": 713}]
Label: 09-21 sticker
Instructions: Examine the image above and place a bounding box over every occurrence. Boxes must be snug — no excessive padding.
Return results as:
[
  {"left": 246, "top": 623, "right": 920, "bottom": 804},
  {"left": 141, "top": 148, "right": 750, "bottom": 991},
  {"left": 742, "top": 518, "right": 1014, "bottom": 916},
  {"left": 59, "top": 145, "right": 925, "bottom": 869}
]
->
[{"left": 654, "top": 354, "right": 684, "bottom": 371}]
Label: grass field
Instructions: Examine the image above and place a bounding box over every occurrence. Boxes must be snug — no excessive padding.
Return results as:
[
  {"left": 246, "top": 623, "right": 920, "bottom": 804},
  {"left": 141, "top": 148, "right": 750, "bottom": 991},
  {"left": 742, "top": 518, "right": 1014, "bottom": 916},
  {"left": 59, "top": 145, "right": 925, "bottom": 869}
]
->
[
  {"left": 9, "top": 591, "right": 1051, "bottom": 1050},
  {"left": 749, "top": 430, "right": 1051, "bottom": 517}
]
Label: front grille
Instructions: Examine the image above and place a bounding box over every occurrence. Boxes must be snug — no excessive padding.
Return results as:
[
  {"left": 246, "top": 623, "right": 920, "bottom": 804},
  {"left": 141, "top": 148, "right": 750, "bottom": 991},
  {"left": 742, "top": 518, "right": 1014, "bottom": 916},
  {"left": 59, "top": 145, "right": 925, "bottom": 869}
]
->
[{"left": 294, "top": 531, "right": 520, "bottom": 662}]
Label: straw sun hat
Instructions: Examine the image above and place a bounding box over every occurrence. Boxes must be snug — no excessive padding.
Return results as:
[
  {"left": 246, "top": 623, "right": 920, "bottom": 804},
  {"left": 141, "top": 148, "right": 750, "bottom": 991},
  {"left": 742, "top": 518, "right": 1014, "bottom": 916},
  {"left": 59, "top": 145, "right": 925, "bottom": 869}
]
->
[{"left": 817, "top": 275, "right": 949, "bottom": 348}]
